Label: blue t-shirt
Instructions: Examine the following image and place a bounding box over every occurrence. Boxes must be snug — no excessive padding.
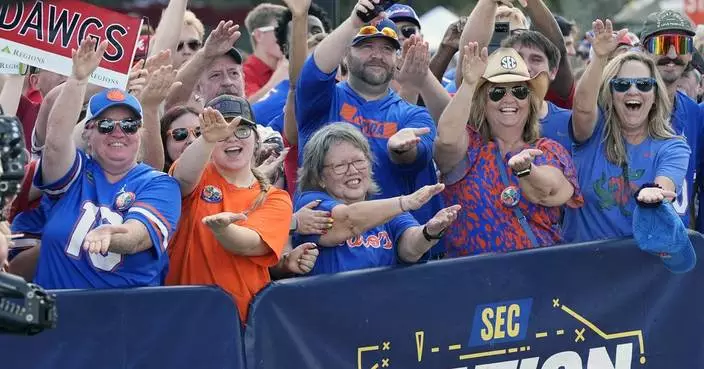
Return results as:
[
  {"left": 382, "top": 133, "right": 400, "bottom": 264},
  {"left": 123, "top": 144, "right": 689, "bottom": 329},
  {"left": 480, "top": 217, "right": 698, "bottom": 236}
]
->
[
  {"left": 540, "top": 101, "right": 573, "bottom": 150},
  {"left": 562, "top": 110, "right": 691, "bottom": 243},
  {"left": 32, "top": 150, "right": 182, "bottom": 289},
  {"left": 267, "top": 112, "right": 284, "bottom": 135},
  {"left": 295, "top": 55, "right": 444, "bottom": 256},
  {"left": 442, "top": 68, "right": 456, "bottom": 88},
  {"left": 293, "top": 191, "right": 418, "bottom": 275},
  {"left": 252, "top": 79, "right": 290, "bottom": 126},
  {"left": 8, "top": 205, "right": 44, "bottom": 261},
  {"left": 670, "top": 91, "right": 702, "bottom": 226}
]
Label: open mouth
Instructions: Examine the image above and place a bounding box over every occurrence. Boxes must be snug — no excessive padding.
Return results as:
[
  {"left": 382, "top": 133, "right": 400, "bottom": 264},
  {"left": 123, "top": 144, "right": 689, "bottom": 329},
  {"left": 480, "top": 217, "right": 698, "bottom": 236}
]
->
[
  {"left": 224, "top": 147, "right": 243, "bottom": 155},
  {"left": 345, "top": 178, "right": 361, "bottom": 186},
  {"left": 108, "top": 142, "right": 127, "bottom": 148},
  {"left": 624, "top": 100, "right": 643, "bottom": 111},
  {"left": 500, "top": 107, "right": 518, "bottom": 114}
]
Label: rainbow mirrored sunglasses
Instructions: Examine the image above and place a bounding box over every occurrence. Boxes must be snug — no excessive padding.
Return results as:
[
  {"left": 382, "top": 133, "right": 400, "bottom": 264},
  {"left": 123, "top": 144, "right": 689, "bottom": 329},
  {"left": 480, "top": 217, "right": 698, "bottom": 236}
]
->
[
  {"left": 645, "top": 34, "right": 693, "bottom": 56},
  {"left": 357, "top": 25, "right": 398, "bottom": 41}
]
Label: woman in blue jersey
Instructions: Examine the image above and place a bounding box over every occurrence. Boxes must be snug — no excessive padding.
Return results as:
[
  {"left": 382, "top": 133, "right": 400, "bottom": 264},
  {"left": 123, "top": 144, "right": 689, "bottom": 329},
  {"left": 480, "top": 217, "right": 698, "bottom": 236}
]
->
[
  {"left": 564, "top": 19, "right": 690, "bottom": 242},
  {"left": 32, "top": 38, "right": 182, "bottom": 289},
  {"left": 293, "top": 123, "right": 461, "bottom": 275}
]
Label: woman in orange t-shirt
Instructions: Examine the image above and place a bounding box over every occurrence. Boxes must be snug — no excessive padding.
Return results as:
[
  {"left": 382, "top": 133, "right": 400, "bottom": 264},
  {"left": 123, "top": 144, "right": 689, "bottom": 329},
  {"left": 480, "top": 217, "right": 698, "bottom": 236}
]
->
[{"left": 166, "top": 100, "right": 317, "bottom": 323}]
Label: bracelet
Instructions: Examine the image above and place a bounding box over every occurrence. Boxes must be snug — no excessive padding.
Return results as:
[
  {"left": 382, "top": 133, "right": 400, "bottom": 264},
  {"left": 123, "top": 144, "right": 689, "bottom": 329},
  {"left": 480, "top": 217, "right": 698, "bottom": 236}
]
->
[
  {"left": 399, "top": 196, "right": 407, "bottom": 212},
  {"left": 633, "top": 183, "right": 663, "bottom": 208}
]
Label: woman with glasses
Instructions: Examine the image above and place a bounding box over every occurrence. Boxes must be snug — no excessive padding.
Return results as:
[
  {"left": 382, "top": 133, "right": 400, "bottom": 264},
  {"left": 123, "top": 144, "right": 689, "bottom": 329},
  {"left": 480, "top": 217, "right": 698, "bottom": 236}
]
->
[
  {"left": 161, "top": 105, "right": 202, "bottom": 172},
  {"left": 563, "top": 20, "right": 690, "bottom": 242},
  {"left": 293, "top": 123, "right": 460, "bottom": 275},
  {"left": 435, "top": 45, "right": 582, "bottom": 257},
  {"left": 33, "top": 39, "right": 182, "bottom": 289},
  {"left": 165, "top": 95, "right": 316, "bottom": 323}
]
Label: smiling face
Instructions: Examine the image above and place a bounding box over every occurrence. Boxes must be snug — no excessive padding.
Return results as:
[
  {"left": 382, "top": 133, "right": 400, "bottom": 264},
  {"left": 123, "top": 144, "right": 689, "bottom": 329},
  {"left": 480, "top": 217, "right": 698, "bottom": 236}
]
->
[
  {"left": 320, "top": 141, "right": 371, "bottom": 204},
  {"left": 88, "top": 106, "right": 141, "bottom": 174},
  {"left": 347, "top": 38, "right": 397, "bottom": 87},
  {"left": 211, "top": 122, "right": 257, "bottom": 173},
  {"left": 165, "top": 112, "right": 200, "bottom": 163},
  {"left": 197, "top": 55, "right": 245, "bottom": 102},
  {"left": 612, "top": 60, "right": 656, "bottom": 131},
  {"left": 485, "top": 82, "right": 532, "bottom": 131}
]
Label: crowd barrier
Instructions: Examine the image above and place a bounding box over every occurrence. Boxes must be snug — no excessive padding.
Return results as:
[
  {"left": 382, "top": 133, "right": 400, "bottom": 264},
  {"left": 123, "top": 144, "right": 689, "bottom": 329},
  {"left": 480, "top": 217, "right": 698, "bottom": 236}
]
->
[{"left": 1, "top": 234, "right": 703, "bottom": 369}]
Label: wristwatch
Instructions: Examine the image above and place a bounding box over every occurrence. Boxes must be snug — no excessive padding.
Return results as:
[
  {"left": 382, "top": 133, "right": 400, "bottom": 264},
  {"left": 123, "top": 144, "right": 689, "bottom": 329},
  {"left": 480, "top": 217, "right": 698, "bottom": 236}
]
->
[
  {"left": 289, "top": 216, "right": 298, "bottom": 234},
  {"left": 513, "top": 163, "right": 532, "bottom": 178},
  {"left": 422, "top": 225, "right": 445, "bottom": 241}
]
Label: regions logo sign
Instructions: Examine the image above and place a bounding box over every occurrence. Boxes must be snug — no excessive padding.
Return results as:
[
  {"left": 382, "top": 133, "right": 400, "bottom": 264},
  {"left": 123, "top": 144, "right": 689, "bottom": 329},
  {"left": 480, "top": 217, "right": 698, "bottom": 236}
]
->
[{"left": 0, "top": 0, "right": 142, "bottom": 89}]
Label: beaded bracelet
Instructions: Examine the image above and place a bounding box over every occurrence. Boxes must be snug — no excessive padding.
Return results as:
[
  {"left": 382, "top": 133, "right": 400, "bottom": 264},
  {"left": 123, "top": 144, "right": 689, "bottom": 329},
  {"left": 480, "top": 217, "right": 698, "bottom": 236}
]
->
[{"left": 633, "top": 182, "right": 664, "bottom": 208}]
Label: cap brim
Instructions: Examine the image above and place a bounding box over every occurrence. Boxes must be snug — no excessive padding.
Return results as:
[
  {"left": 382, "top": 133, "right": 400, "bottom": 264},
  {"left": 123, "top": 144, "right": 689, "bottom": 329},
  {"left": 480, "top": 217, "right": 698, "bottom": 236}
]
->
[
  {"left": 226, "top": 48, "right": 243, "bottom": 64},
  {"left": 661, "top": 240, "right": 697, "bottom": 274},
  {"left": 88, "top": 103, "right": 142, "bottom": 121},
  {"left": 352, "top": 35, "right": 401, "bottom": 49},
  {"left": 389, "top": 16, "right": 421, "bottom": 29}
]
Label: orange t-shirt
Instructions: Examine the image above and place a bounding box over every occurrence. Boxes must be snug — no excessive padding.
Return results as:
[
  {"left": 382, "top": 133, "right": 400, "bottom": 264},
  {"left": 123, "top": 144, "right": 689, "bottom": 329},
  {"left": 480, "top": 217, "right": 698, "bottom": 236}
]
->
[{"left": 165, "top": 162, "right": 292, "bottom": 323}]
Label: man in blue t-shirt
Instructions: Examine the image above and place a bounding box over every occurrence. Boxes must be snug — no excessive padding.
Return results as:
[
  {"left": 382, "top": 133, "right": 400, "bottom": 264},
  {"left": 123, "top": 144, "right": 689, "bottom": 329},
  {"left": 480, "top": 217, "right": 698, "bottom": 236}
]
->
[
  {"left": 640, "top": 10, "right": 704, "bottom": 228},
  {"left": 295, "top": 4, "right": 445, "bottom": 258}
]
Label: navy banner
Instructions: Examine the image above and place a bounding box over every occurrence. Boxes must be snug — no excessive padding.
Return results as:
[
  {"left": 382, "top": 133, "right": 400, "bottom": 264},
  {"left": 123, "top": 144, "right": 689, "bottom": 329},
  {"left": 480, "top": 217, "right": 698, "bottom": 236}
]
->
[{"left": 246, "top": 233, "right": 704, "bottom": 369}]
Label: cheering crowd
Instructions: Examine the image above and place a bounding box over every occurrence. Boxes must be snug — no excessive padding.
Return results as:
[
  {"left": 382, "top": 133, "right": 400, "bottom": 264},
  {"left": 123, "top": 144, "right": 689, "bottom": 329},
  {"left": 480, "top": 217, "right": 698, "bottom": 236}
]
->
[{"left": 0, "top": 0, "right": 700, "bottom": 323}]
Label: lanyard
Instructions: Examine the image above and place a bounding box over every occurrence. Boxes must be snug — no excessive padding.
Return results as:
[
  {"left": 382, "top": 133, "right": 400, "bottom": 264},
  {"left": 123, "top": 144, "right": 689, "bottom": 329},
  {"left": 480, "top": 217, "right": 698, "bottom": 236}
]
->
[{"left": 494, "top": 148, "right": 539, "bottom": 247}]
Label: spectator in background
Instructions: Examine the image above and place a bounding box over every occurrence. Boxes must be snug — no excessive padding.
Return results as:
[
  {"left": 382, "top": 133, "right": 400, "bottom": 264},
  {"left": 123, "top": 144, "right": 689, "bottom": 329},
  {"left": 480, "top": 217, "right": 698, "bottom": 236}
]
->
[
  {"left": 161, "top": 105, "right": 201, "bottom": 172},
  {"left": 564, "top": 20, "right": 690, "bottom": 243},
  {"left": 294, "top": 123, "right": 459, "bottom": 274},
  {"left": 436, "top": 46, "right": 581, "bottom": 256},
  {"left": 386, "top": 4, "right": 422, "bottom": 45},
  {"left": 172, "top": 11, "right": 205, "bottom": 69},
  {"left": 23, "top": 68, "right": 66, "bottom": 105},
  {"left": 554, "top": 14, "right": 576, "bottom": 56},
  {"left": 166, "top": 96, "right": 313, "bottom": 323},
  {"left": 296, "top": 5, "right": 446, "bottom": 260},
  {"left": 34, "top": 39, "right": 181, "bottom": 289},
  {"left": 243, "top": 3, "right": 288, "bottom": 103},
  {"left": 677, "top": 68, "right": 702, "bottom": 101}
]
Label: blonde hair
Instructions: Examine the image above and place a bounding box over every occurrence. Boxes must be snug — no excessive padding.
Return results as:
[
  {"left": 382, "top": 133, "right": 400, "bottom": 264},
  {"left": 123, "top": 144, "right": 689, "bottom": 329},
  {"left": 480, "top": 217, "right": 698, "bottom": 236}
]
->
[
  {"left": 244, "top": 3, "right": 287, "bottom": 46},
  {"left": 598, "top": 51, "right": 677, "bottom": 166},
  {"left": 495, "top": 6, "right": 529, "bottom": 29},
  {"left": 467, "top": 82, "right": 542, "bottom": 144},
  {"left": 183, "top": 10, "right": 205, "bottom": 41}
]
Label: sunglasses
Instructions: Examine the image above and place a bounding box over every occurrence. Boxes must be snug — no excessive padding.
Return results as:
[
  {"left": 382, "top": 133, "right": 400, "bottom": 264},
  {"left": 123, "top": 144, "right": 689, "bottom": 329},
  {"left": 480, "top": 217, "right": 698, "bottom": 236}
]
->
[
  {"left": 400, "top": 26, "right": 418, "bottom": 39},
  {"left": 87, "top": 119, "right": 142, "bottom": 135},
  {"left": 610, "top": 78, "right": 657, "bottom": 93},
  {"left": 167, "top": 126, "right": 201, "bottom": 141},
  {"left": 357, "top": 25, "right": 398, "bottom": 41},
  {"left": 645, "top": 34, "right": 693, "bottom": 56},
  {"left": 177, "top": 39, "right": 202, "bottom": 52},
  {"left": 488, "top": 85, "right": 530, "bottom": 102}
]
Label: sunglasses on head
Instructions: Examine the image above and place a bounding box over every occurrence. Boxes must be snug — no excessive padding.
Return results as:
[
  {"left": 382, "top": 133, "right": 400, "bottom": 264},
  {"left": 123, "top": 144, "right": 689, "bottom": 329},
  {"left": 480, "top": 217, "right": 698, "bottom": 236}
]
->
[
  {"left": 88, "top": 119, "right": 142, "bottom": 135},
  {"left": 400, "top": 26, "right": 418, "bottom": 39},
  {"left": 358, "top": 25, "right": 398, "bottom": 40},
  {"left": 177, "top": 39, "right": 202, "bottom": 52},
  {"left": 610, "top": 77, "right": 657, "bottom": 93},
  {"left": 645, "top": 34, "right": 693, "bottom": 56},
  {"left": 167, "top": 126, "right": 201, "bottom": 141},
  {"left": 488, "top": 85, "right": 530, "bottom": 102}
]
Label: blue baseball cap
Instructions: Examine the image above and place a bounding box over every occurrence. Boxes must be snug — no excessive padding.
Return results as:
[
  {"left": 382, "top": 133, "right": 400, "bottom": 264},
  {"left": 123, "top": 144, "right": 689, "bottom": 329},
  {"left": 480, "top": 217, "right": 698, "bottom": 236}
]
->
[
  {"left": 633, "top": 201, "right": 696, "bottom": 274},
  {"left": 352, "top": 18, "right": 401, "bottom": 50},
  {"left": 386, "top": 4, "right": 421, "bottom": 29},
  {"left": 85, "top": 89, "right": 143, "bottom": 121}
]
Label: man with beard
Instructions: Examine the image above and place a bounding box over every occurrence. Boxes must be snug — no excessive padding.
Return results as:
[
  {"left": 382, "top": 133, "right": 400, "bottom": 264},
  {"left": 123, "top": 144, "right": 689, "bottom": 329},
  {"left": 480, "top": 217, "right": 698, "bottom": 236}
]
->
[
  {"left": 295, "top": 1, "right": 446, "bottom": 260},
  {"left": 640, "top": 10, "right": 703, "bottom": 230}
]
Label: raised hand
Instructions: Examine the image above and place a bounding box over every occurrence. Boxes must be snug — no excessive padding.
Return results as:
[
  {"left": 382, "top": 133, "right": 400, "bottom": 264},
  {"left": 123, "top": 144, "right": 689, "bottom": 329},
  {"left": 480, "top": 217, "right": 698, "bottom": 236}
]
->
[
  {"left": 462, "top": 42, "right": 489, "bottom": 86},
  {"left": 586, "top": 19, "right": 628, "bottom": 59},
  {"left": 352, "top": 0, "right": 383, "bottom": 27},
  {"left": 425, "top": 204, "right": 461, "bottom": 236},
  {"left": 388, "top": 127, "right": 431, "bottom": 154},
  {"left": 285, "top": 242, "right": 319, "bottom": 274},
  {"left": 202, "top": 212, "right": 248, "bottom": 232},
  {"left": 256, "top": 147, "right": 290, "bottom": 182},
  {"left": 637, "top": 188, "right": 677, "bottom": 204},
  {"left": 395, "top": 36, "right": 430, "bottom": 91},
  {"left": 400, "top": 183, "right": 445, "bottom": 212},
  {"left": 126, "top": 59, "right": 148, "bottom": 96},
  {"left": 203, "top": 21, "right": 241, "bottom": 59},
  {"left": 199, "top": 107, "right": 240, "bottom": 143},
  {"left": 72, "top": 38, "right": 109, "bottom": 81},
  {"left": 282, "top": 0, "right": 312, "bottom": 16},
  {"left": 440, "top": 17, "right": 467, "bottom": 51},
  {"left": 140, "top": 65, "right": 181, "bottom": 107},
  {"left": 144, "top": 49, "right": 172, "bottom": 75},
  {"left": 508, "top": 149, "right": 542, "bottom": 172},
  {"left": 82, "top": 224, "right": 129, "bottom": 254},
  {"left": 295, "top": 200, "right": 334, "bottom": 235}
]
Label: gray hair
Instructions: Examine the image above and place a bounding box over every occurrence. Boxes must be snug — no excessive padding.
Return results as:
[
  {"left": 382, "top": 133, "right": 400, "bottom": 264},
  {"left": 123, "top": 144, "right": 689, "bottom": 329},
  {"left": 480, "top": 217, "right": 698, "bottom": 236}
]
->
[{"left": 297, "top": 123, "right": 379, "bottom": 196}]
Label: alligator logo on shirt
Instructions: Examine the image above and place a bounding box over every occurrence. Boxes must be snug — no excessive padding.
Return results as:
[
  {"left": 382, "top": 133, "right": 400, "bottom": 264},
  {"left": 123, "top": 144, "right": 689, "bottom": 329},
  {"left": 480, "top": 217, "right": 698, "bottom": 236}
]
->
[{"left": 593, "top": 168, "right": 644, "bottom": 217}]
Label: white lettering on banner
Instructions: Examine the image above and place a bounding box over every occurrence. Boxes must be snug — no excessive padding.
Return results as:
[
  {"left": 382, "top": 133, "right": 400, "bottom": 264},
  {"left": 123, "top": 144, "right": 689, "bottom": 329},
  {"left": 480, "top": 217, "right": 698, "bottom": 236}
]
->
[
  {"left": 470, "top": 344, "right": 633, "bottom": 369},
  {"left": 0, "top": 55, "right": 19, "bottom": 74}
]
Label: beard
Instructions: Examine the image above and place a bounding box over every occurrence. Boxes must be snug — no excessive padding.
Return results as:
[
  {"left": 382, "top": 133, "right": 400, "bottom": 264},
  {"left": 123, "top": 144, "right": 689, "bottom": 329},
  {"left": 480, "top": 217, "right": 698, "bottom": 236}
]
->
[
  {"left": 348, "top": 57, "right": 393, "bottom": 86},
  {"left": 656, "top": 57, "right": 687, "bottom": 84}
]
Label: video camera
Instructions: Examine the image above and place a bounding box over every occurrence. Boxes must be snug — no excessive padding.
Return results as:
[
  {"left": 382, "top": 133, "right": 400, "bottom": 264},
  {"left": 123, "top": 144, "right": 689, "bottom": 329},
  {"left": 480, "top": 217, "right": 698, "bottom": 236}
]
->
[{"left": 0, "top": 111, "right": 57, "bottom": 335}]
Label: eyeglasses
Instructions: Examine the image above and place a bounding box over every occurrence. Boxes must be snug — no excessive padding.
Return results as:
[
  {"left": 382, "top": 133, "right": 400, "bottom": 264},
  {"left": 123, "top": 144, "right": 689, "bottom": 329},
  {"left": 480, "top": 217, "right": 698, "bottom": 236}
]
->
[
  {"left": 218, "top": 120, "right": 255, "bottom": 141},
  {"left": 400, "top": 26, "right": 418, "bottom": 39},
  {"left": 256, "top": 25, "right": 275, "bottom": 33},
  {"left": 357, "top": 25, "right": 398, "bottom": 40},
  {"left": 610, "top": 78, "right": 657, "bottom": 93},
  {"left": 645, "top": 34, "right": 693, "bottom": 56},
  {"left": 87, "top": 119, "right": 142, "bottom": 135},
  {"left": 488, "top": 85, "right": 530, "bottom": 102},
  {"left": 167, "top": 127, "right": 201, "bottom": 141},
  {"left": 324, "top": 159, "right": 369, "bottom": 175},
  {"left": 177, "top": 39, "right": 202, "bottom": 52}
]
